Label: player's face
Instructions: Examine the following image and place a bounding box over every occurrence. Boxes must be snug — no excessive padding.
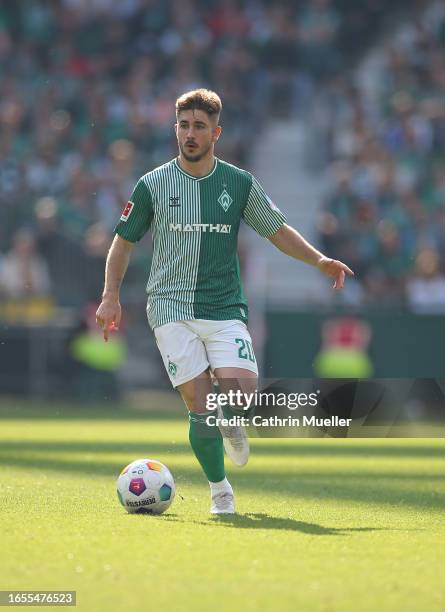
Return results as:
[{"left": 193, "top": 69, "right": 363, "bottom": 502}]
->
[{"left": 175, "top": 109, "right": 221, "bottom": 162}]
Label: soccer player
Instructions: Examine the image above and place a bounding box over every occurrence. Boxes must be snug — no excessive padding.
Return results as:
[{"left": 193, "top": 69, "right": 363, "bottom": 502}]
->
[{"left": 96, "top": 89, "right": 353, "bottom": 514}]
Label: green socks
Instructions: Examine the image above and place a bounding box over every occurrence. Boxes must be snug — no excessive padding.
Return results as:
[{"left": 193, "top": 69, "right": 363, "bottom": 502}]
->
[{"left": 188, "top": 411, "right": 225, "bottom": 483}]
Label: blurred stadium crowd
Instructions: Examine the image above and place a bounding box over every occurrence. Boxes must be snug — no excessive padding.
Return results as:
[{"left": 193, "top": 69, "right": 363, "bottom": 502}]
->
[
  {"left": 316, "top": 0, "right": 445, "bottom": 311},
  {"left": 0, "top": 0, "right": 443, "bottom": 312}
]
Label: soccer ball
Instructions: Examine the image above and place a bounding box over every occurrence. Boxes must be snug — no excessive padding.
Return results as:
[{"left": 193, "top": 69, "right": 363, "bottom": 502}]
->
[{"left": 116, "top": 458, "right": 175, "bottom": 514}]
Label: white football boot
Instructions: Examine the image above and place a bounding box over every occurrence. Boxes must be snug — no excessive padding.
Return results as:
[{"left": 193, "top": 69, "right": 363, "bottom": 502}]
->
[
  {"left": 216, "top": 403, "right": 249, "bottom": 467},
  {"left": 210, "top": 490, "right": 235, "bottom": 514}
]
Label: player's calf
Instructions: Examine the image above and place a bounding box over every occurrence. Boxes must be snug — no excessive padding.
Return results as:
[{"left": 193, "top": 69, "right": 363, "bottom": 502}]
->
[
  {"left": 213, "top": 369, "right": 257, "bottom": 467},
  {"left": 178, "top": 370, "right": 236, "bottom": 511}
]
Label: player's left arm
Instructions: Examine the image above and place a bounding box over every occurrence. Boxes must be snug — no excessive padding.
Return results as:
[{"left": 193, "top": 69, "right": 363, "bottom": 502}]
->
[{"left": 268, "top": 223, "right": 354, "bottom": 290}]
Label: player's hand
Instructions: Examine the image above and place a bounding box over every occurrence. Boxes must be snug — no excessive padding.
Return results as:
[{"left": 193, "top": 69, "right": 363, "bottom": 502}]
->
[
  {"left": 96, "top": 298, "right": 122, "bottom": 342},
  {"left": 317, "top": 256, "right": 354, "bottom": 290}
]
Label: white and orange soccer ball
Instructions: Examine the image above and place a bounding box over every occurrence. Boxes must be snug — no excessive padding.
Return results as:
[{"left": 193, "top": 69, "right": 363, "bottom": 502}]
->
[{"left": 117, "top": 458, "right": 175, "bottom": 514}]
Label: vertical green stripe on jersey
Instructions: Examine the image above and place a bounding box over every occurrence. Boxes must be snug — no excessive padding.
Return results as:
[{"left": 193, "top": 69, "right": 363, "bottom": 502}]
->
[
  {"left": 193, "top": 162, "right": 251, "bottom": 321},
  {"left": 114, "top": 157, "right": 287, "bottom": 329}
]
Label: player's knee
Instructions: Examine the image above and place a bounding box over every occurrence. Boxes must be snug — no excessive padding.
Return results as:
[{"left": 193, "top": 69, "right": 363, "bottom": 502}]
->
[
  {"left": 216, "top": 376, "right": 258, "bottom": 411},
  {"left": 180, "top": 392, "right": 205, "bottom": 414}
]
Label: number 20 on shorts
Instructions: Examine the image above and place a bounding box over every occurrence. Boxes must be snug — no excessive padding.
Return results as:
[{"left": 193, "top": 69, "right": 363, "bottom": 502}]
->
[{"left": 235, "top": 338, "right": 256, "bottom": 363}]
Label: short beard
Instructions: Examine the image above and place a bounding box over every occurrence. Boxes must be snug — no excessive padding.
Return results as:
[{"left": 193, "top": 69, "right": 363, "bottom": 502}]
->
[{"left": 179, "top": 141, "right": 212, "bottom": 162}]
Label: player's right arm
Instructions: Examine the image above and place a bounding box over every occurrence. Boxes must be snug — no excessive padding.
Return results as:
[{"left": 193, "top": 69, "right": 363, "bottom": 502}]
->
[
  {"left": 96, "top": 177, "right": 154, "bottom": 341},
  {"left": 96, "top": 235, "right": 134, "bottom": 342}
]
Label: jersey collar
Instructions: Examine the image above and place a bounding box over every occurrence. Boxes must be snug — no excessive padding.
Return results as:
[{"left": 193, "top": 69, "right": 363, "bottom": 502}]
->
[{"left": 174, "top": 157, "right": 218, "bottom": 181}]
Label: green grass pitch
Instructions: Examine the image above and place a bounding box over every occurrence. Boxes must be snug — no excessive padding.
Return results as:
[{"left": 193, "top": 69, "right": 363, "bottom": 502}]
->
[{"left": 0, "top": 399, "right": 444, "bottom": 611}]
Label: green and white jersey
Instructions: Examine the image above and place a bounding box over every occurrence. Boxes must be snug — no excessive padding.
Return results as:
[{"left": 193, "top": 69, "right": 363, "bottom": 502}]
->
[{"left": 115, "top": 157, "right": 286, "bottom": 329}]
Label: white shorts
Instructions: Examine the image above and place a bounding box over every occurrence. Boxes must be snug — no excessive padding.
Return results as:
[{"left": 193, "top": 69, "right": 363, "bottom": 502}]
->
[{"left": 154, "top": 319, "right": 258, "bottom": 387}]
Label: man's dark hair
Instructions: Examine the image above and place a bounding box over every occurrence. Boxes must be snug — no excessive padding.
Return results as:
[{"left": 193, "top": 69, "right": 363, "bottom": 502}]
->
[{"left": 176, "top": 89, "right": 222, "bottom": 123}]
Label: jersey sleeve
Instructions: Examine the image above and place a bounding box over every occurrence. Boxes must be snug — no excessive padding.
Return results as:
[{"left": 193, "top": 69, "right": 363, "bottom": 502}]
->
[
  {"left": 114, "top": 178, "right": 154, "bottom": 242},
  {"left": 242, "top": 175, "right": 287, "bottom": 237}
]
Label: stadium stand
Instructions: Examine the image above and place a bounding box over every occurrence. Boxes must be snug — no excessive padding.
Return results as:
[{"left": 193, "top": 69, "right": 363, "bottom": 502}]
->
[
  {"left": 2, "top": 0, "right": 443, "bottom": 396},
  {"left": 1, "top": 0, "right": 400, "bottom": 307},
  {"left": 315, "top": 0, "right": 445, "bottom": 309}
]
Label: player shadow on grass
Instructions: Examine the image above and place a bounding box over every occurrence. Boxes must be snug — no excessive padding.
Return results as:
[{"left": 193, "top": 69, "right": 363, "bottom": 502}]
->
[
  {"left": 2, "top": 439, "right": 445, "bottom": 512},
  {"left": 2, "top": 450, "right": 445, "bottom": 512},
  {"left": 161, "top": 513, "right": 386, "bottom": 535}
]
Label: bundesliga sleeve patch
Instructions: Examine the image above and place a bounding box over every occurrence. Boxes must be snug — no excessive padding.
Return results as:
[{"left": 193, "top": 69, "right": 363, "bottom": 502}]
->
[{"left": 120, "top": 201, "right": 134, "bottom": 222}]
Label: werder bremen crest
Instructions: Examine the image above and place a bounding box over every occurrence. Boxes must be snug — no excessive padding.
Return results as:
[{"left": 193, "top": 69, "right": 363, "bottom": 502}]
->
[
  {"left": 218, "top": 188, "right": 233, "bottom": 212},
  {"left": 168, "top": 360, "right": 177, "bottom": 377}
]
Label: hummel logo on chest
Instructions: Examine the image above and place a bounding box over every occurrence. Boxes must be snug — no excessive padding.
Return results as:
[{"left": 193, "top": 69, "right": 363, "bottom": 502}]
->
[{"left": 169, "top": 196, "right": 180, "bottom": 207}]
